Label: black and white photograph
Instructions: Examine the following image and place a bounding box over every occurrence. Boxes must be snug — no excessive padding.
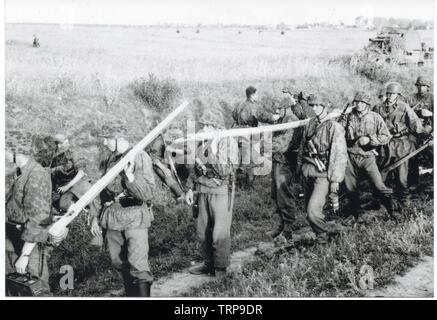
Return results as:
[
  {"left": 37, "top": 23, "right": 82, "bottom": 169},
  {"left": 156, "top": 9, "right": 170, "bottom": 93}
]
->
[{"left": 2, "top": 0, "right": 435, "bottom": 301}]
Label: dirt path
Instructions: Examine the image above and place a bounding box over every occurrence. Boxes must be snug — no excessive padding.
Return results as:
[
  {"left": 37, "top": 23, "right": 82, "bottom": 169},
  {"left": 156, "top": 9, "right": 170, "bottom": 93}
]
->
[
  {"left": 152, "top": 243, "right": 272, "bottom": 297},
  {"left": 366, "top": 256, "right": 434, "bottom": 298}
]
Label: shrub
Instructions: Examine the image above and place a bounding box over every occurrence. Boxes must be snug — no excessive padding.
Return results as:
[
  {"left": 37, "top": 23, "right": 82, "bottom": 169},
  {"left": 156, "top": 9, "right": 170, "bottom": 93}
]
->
[{"left": 131, "top": 74, "right": 182, "bottom": 112}]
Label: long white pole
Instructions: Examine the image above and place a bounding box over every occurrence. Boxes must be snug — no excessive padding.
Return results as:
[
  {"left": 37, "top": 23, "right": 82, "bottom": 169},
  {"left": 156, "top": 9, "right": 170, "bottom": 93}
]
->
[
  {"left": 49, "top": 101, "right": 190, "bottom": 236},
  {"left": 174, "top": 110, "right": 342, "bottom": 144}
]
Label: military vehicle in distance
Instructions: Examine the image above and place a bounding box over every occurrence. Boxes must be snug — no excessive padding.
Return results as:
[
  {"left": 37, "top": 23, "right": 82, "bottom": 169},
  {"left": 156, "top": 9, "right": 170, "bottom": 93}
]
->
[{"left": 367, "top": 27, "right": 433, "bottom": 66}]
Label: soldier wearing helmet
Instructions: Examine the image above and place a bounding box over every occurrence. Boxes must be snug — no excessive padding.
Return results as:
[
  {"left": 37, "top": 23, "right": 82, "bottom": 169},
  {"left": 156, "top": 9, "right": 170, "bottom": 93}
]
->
[
  {"left": 408, "top": 76, "right": 433, "bottom": 130},
  {"left": 185, "top": 106, "right": 239, "bottom": 278},
  {"left": 374, "top": 82, "right": 425, "bottom": 209},
  {"left": 5, "top": 137, "right": 68, "bottom": 296},
  {"left": 407, "top": 76, "right": 434, "bottom": 189},
  {"left": 338, "top": 92, "right": 398, "bottom": 222},
  {"left": 265, "top": 89, "right": 313, "bottom": 239},
  {"left": 50, "top": 134, "right": 100, "bottom": 223},
  {"left": 96, "top": 123, "right": 157, "bottom": 297},
  {"left": 232, "top": 86, "right": 281, "bottom": 188},
  {"left": 296, "top": 94, "right": 348, "bottom": 245}
]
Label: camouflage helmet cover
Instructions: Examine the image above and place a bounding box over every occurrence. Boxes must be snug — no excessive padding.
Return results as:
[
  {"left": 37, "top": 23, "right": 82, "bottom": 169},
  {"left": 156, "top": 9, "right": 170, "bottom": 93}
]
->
[
  {"left": 415, "top": 76, "right": 430, "bottom": 87},
  {"left": 307, "top": 94, "right": 325, "bottom": 106},
  {"left": 5, "top": 130, "right": 33, "bottom": 155},
  {"left": 31, "top": 135, "right": 58, "bottom": 167},
  {"left": 353, "top": 92, "right": 371, "bottom": 105},
  {"left": 99, "top": 120, "right": 128, "bottom": 138},
  {"left": 386, "top": 82, "right": 402, "bottom": 94}
]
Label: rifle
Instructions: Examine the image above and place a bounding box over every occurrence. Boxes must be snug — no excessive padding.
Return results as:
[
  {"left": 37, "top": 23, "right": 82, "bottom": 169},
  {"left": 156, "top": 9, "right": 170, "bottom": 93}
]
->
[
  {"left": 48, "top": 101, "right": 190, "bottom": 239},
  {"left": 381, "top": 138, "right": 433, "bottom": 176},
  {"left": 323, "top": 138, "right": 433, "bottom": 212}
]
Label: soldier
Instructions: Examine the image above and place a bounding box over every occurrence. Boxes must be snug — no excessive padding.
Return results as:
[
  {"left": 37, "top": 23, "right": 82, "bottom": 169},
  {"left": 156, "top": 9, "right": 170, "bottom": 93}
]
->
[
  {"left": 409, "top": 76, "right": 434, "bottom": 129},
  {"left": 297, "top": 94, "right": 348, "bottom": 244},
  {"left": 185, "top": 108, "right": 239, "bottom": 277},
  {"left": 266, "top": 93, "right": 305, "bottom": 239},
  {"left": 50, "top": 134, "right": 100, "bottom": 221},
  {"left": 407, "top": 76, "right": 434, "bottom": 189},
  {"left": 147, "top": 125, "right": 186, "bottom": 203},
  {"left": 374, "top": 82, "right": 426, "bottom": 207},
  {"left": 232, "top": 86, "right": 280, "bottom": 188},
  {"left": 32, "top": 34, "right": 40, "bottom": 48},
  {"left": 5, "top": 139, "right": 68, "bottom": 296},
  {"left": 96, "top": 128, "right": 156, "bottom": 297},
  {"left": 338, "top": 92, "right": 398, "bottom": 221}
]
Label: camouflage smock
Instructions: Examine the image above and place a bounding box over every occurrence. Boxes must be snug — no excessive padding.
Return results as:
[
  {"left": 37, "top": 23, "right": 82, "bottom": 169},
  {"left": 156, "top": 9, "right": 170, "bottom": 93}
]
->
[
  {"left": 374, "top": 100, "right": 424, "bottom": 159},
  {"left": 338, "top": 109, "right": 391, "bottom": 156},
  {"left": 100, "top": 150, "right": 156, "bottom": 231},
  {"left": 6, "top": 159, "right": 52, "bottom": 243},
  {"left": 298, "top": 117, "right": 348, "bottom": 183},
  {"left": 186, "top": 137, "right": 239, "bottom": 194},
  {"left": 408, "top": 92, "right": 434, "bottom": 128}
]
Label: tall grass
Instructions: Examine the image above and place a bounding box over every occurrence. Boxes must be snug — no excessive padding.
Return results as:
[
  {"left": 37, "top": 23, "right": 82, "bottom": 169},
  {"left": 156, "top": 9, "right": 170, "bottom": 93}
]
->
[{"left": 5, "top": 24, "right": 433, "bottom": 297}]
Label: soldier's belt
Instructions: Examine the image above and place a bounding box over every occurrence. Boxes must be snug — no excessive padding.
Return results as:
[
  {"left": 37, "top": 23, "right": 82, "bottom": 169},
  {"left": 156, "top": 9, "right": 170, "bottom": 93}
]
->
[
  {"left": 390, "top": 130, "right": 409, "bottom": 138},
  {"left": 118, "top": 197, "right": 145, "bottom": 208}
]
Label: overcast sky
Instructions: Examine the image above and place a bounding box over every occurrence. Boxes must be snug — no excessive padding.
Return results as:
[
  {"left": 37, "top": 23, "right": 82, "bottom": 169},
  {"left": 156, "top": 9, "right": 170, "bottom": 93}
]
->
[{"left": 5, "top": 0, "right": 434, "bottom": 25}]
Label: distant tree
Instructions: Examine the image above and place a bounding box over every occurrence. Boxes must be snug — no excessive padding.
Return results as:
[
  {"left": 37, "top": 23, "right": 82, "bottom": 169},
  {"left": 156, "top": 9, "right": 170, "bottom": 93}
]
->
[{"left": 276, "top": 22, "right": 288, "bottom": 31}]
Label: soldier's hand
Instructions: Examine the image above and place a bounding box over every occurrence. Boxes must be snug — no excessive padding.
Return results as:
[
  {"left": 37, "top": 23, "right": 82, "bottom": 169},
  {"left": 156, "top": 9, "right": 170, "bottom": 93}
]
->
[
  {"left": 289, "top": 96, "right": 297, "bottom": 106},
  {"left": 58, "top": 185, "right": 71, "bottom": 194},
  {"left": 50, "top": 227, "right": 69, "bottom": 245},
  {"left": 358, "top": 136, "right": 370, "bottom": 146},
  {"left": 124, "top": 161, "right": 135, "bottom": 182},
  {"left": 15, "top": 255, "right": 30, "bottom": 274},
  {"left": 186, "top": 189, "right": 194, "bottom": 206},
  {"left": 90, "top": 217, "right": 102, "bottom": 237},
  {"left": 421, "top": 109, "right": 433, "bottom": 118},
  {"left": 345, "top": 105, "right": 354, "bottom": 114},
  {"left": 330, "top": 182, "right": 339, "bottom": 193},
  {"left": 424, "top": 125, "right": 433, "bottom": 134},
  {"left": 272, "top": 114, "right": 281, "bottom": 121}
]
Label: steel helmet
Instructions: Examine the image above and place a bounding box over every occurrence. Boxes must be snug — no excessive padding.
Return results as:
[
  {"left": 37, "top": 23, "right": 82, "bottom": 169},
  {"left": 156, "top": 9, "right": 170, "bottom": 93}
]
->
[
  {"left": 307, "top": 94, "right": 325, "bottom": 107},
  {"left": 386, "top": 82, "right": 402, "bottom": 95},
  {"left": 415, "top": 76, "right": 431, "bottom": 87},
  {"left": 353, "top": 92, "right": 371, "bottom": 105}
]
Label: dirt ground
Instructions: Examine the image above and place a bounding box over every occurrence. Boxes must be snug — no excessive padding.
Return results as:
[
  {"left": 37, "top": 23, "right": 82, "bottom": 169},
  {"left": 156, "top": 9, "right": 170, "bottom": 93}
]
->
[
  {"left": 366, "top": 256, "right": 434, "bottom": 298},
  {"left": 152, "top": 246, "right": 433, "bottom": 298}
]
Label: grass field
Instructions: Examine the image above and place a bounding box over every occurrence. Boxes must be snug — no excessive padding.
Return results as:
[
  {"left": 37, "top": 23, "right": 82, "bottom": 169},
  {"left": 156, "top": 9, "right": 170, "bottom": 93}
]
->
[{"left": 5, "top": 23, "right": 434, "bottom": 297}]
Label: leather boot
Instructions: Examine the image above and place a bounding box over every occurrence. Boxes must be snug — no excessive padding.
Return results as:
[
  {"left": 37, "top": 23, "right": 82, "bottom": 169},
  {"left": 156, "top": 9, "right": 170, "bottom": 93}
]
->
[
  {"left": 265, "top": 220, "right": 284, "bottom": 238},
  {"left": 136, "top": 280, "right": 152, "bottom": 297},
  {"left": 122, "top": 270, "right": 137, "bottom": 297},
  {"left": 281, "top": 223, "right": 294, "bottom": 242}
]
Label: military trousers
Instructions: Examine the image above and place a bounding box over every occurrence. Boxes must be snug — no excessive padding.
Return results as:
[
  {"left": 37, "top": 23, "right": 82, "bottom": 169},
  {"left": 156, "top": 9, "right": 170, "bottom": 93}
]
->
[
  {"left": 5, "top": 233, "right": 52, "bottom": 296},
  {"left": 345, "top": 153, "right": 392, "bottom": 212},
  {"left": 271, "top": 161, "right": 296, "bottom": 225},
  {"left": 196, "top": 190, "right": 233, "bottom": 270},
  {"left": 301, "top": 164, "right": 330, "bottom": 235},
  {"left": 106, "top": 228, "right": 153, "bottom": 282},
  {"left": 380, "top": 136, "right": 415, "bottom": 197}
]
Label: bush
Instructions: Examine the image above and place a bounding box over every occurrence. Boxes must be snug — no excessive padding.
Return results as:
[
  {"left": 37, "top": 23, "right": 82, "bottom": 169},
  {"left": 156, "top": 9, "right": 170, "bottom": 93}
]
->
[{"left": 131, "top": 74, "right": 182, "bottom": 112}]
